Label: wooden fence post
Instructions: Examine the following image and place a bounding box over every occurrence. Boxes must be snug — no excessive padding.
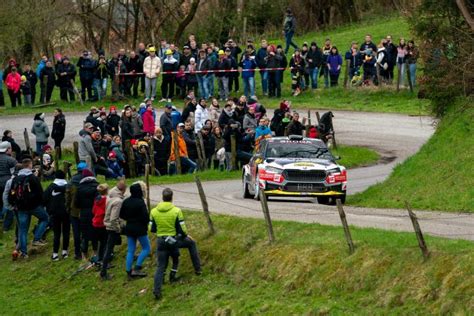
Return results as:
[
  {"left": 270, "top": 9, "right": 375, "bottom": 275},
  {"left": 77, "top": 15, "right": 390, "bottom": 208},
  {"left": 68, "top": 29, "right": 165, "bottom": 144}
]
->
[
  {"left": 195, "top": 134, "right": 205, "bottom": 171},
  {"left": 145, "top": 164, "right": 151, "bottom": 211},
  {"left": 406, "top": 62, "right": 413, "bottom": 93},
  {"left": 149, "top": 138, "right": 155, "bottom": 176},
  {"left": 343, "top": 59, "right": 350, "bottom": 88},
  {"left": 23, "top": 128, "right": 33, "bottom": 157},
  {"left": 73, "top": 141, "right": 80, "bottom": 164},
  {"left": 230, "top": 134, "right": 237, "bottom": 170},
  {"left": 258, "top": 190, "right": 275, "bottom": 243},
  {"left": 197, "top": 132, "right": 207, "bottom": 170},
  {"left": 124, "top": 141, "right": 136, "bottom": 178},
  {"left": 63, "top": 161, "right": 71, "bottom": 180},
  {"left": 54, "top": 147, "right": 60, "bottom": 166},
  {"left": 172, "top": 130, "right": 182, "bottom": 175},
  {"left": 195, "top": 175, "right": 216, "bottom": 235},
  {"left": 336, "top": 199, "right": 355, "bottom": 254},
  {"left": 405, "top": 201, "right": 429, "bottom": 260},
  {"left": 315, "top": 111, "right": 321, "bottom": 125}
]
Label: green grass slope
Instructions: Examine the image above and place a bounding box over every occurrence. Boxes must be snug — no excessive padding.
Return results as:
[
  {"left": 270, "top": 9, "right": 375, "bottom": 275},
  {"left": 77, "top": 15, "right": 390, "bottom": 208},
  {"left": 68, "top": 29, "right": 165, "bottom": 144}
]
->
[
  {"left": 0, "top": 16, "right": 428, "bottom": 117},
  {"left": 349, "top": 101, "right": 474, "bottom": 212},
  {"left": 0, "top": 212, "right": 472, "bottom": 314}
]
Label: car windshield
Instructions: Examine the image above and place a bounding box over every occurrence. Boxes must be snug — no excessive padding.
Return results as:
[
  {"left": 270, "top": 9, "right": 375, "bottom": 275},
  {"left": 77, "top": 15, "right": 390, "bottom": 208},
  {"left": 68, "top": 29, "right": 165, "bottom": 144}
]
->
[{"left": 265, "top": 141, "right": 334, "bottom": 160}]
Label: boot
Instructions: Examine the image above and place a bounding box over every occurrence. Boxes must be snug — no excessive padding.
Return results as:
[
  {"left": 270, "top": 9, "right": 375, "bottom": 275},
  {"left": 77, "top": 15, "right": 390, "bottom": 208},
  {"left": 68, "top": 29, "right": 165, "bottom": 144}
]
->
[
  {"left": 131, "top": 269, "right": 147, "bottom": 278},
  {"left": 169, "top": 269, "right": 180, "bottom": 283}
]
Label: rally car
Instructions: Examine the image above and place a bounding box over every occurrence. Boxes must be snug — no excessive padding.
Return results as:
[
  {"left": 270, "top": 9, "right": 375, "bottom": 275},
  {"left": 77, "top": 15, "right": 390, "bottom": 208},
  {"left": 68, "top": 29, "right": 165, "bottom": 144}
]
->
[{"left": 242, "top": 135, "right": 347, "bottom": 204}]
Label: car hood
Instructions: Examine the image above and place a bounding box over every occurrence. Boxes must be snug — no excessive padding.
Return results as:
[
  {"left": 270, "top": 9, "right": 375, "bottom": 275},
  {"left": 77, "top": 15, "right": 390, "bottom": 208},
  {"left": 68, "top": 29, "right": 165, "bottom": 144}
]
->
[{"left": 264, "top": 158, "right": 338, "bottom": 170}]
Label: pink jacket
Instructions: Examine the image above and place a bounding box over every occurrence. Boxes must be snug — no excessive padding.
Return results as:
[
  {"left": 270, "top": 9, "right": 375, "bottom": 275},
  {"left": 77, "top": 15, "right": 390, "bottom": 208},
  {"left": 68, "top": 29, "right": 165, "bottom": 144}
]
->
[
  {"left": 142, "top": 110, "right": 155, "bottom": 135},
  {"left": 5, "top": 72, "right": 21, "bottom": 93}
]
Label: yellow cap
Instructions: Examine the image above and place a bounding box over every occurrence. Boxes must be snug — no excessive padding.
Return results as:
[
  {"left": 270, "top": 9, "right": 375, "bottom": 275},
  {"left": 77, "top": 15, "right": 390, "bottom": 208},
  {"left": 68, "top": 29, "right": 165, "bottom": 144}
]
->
[
  {"left": 166, "top": 49, "right": 173, "bottom": 55},
  {"left": 21, "top": 75, "right": 27, "bottom": 81},
  {"left": 148, "top": 46, "right": 156, "bottom": 53},
  {"left": 218, "top": 50, "right": 225, "bottom": 55}
]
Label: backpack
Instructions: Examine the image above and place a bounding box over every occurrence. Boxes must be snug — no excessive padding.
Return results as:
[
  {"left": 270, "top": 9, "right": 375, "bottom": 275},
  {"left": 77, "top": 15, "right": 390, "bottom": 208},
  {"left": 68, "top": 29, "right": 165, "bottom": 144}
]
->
[{"left": 8, "top": 175, "right": 35, "bottom": 210}]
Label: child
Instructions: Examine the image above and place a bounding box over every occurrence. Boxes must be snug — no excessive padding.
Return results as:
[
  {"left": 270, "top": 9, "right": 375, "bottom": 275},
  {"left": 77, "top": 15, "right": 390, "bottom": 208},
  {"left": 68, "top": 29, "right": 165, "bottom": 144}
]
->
[
  {"left": 107, "top": 151, "right": 124, "bottom": 179},
  {"left": 42, "top": 153, "right": 56, "bottom": 180},
  {"left": 92, "top": 184, "right": 109, "bottom": 263},
  {"left": 43, "top": 170, "right": 70, "bottom": 261},
  {"left": 176, "top": 65, "right": 187, "bottom": 99},
  {"left": 135, "top": 141, "right": 149, "bottom": 176},
  {"left": 110, "top": 135, "right": 126, "bottom": 165},
  {"left": 20, "top": 75, "right": 32, "bottom": 105},
  {"left": 106, "top": 106, "right": 121, "bottom": 136}
]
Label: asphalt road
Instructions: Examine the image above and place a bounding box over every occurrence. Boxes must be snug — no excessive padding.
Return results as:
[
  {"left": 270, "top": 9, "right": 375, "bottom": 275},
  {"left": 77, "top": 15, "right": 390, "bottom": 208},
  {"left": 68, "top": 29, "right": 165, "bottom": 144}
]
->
[{"left": 4, "top": 109, "right": 473, "bottom": 240}]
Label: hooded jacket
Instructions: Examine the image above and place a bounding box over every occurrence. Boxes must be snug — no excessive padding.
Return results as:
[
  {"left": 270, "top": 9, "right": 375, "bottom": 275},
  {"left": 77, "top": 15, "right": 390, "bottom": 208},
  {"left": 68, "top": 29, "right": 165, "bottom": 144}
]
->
[
  {"left": 78, "top": 130, "right": 97, "bottom": 162},
  {"left": 66, "top": 172, "right": 83, "bottom": 218},
  {"left": 119, "top": 183, "right": 149, "bottom": 237},
  {"left": 142, "top": 109, "right": 155, "bottom": 135},
  {"left": 75, "top": 176, "right": 98, "bottom": 218},
  {"left": 92, "top": 195, "right": 107, "bottom": 228},
  {"left": 194, "top": 105, "right": 209, "bottom": 132},
  {"left": 43, "top": 178, "right": 68, "bottom": 216},
  {"left": 5, "top": 72, "right": 21, "bottom": 93},
  {"left": 104, "top": 186, "right": 127, "bottom": 232},
  {"left": 31, "top": 115, "right": 50, "bottom": 142},
  {"left": 15, "top": 168, "right": 43, "bottom": 211},
  {"left": 150, "top": 201, "right": 187, "bottom": 237}
]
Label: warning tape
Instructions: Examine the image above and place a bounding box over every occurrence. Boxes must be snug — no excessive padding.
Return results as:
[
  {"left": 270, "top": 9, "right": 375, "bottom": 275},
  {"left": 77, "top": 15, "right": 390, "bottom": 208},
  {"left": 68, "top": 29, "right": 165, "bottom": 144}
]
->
[{"left": 116, "top": 66, "right": 296, "bottom": 76}]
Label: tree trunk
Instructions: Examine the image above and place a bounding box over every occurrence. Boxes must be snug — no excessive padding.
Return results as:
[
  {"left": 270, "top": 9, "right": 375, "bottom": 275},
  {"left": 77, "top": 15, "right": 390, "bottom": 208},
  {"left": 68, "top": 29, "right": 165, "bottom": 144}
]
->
[
  {"left": 132, "top": 0, "right": 140, "bottom": 48},
  {"left": 456, "top": 0, "right": 474, "bottom": 31},
  {"left": 173, "top": 0, "right": 201, "bottom": 44}
]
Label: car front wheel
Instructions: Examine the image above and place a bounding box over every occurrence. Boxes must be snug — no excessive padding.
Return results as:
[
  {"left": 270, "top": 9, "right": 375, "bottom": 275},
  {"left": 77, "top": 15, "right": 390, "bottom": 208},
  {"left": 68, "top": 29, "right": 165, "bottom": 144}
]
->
[{"left": 242, "top": 177, "right": 252, "bottom": 199}]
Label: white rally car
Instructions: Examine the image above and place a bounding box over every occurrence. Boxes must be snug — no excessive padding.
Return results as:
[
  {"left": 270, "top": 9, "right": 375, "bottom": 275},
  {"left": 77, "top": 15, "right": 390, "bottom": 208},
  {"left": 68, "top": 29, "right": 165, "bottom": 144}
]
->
[{"left": 242, "top": 135, "right": 347, "bottom": 204}]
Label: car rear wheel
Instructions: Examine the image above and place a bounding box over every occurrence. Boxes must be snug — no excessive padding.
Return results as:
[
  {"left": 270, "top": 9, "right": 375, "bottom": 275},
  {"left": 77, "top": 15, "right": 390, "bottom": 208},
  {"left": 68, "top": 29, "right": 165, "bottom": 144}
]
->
[{"left": 242, "top": 177, "right": 252, "bottom": 199}]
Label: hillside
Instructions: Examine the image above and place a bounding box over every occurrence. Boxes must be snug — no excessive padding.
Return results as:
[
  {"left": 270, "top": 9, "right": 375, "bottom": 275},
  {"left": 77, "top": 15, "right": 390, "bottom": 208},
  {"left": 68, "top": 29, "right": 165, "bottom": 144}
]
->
[
  {"left": 349, "top": 100, "right": 474, "bottom": 212},
  {"left": 0, "top": 212, "right": 472, "bottom": 314}
]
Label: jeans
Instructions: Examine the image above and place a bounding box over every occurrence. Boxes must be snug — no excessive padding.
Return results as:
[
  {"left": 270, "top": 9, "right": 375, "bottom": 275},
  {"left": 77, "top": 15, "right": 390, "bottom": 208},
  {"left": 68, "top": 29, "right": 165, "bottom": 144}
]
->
[
  {"left": 397, "top": 62, "right": 406, "bottom": 86},
  {"left": 17, "top": 206, "right": 49, "bottom": 254},
  {"left": 260, "top": 71, "right": 268, "bottom": 94},
  {"left": 1, "top": 207, "right": 14, "bottom": 231},
  {"left": 36, "top": 141, "right": 47, "bottom": 155},
  {"left": 145, "top": 77, "right": 157, "bottom": 100},
  {"left": 94, "top": 78, "right": 107, "bottom": 100},
  {"left": 153, "top": 238, "right": 180, "bottom": 296},
  {"left": 197, "top": 75, "right": 209, "bottom": 99},
  {"left": 408, "top": 63, "right": 416, "bottom": 87},
  {"left": 70, "top": 216, "right": 82, "bottom": 258},
  {"left": 126, "top": 235, "right": 151, "bottom": 272},
  {"left": 309, "top": 67, "right": 319, "bottom": 89},
  {"left": 322, "top": 67, "right": 329, "bottom": 88},
  {"left": 24, "top": 94, "right": 32, "bottom": 105},
  {"left": 284, "top": 31, "right": 298, "bottom": 54},
  {"left": 168, "top": 157, "right": 197, "bottom": 175},
  {"left": 100, "top": 231, "right": 121, "bottom": 277},
  {"left": 242, "top": 76, "right": 255, "bottom": 98},
  {"left": 176, "top": 236, "right": 201, "bottom": 272},
  {"left": 217, "top": 77, "right": 229, "bottom": 100},
  {"left": 207, "top": 74, "right": 215, "bottom": 97}
]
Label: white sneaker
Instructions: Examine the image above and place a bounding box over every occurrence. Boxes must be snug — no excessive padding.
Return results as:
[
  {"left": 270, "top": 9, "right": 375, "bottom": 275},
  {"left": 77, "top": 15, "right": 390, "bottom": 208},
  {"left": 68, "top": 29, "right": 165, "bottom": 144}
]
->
[
  {"left": 62, "top": 250, "right": 69, "bottom": 259},
  {"left": 51, "top": 253, "right": 59, "bottom": 261},
  {"left": 167, "top": 98, "right": 171, "bottom": 102},
  {"left": 159, "top": 98, "right": 167, "bottom": 102}
]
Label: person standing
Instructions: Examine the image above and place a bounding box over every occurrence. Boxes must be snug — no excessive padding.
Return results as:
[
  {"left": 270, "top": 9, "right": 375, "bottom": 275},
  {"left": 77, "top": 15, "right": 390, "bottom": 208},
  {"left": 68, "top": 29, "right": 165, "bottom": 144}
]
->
[
  {"left": 327, "top": 47, "right": 342, "bottom": 87},
  {"left": 119, "top": 182, "right": 150, "bottom": 279},
  {"left": 406, "top": 40, "right": 419, "bottom": 87},
  {"left": 196, "top": 50, "right": 210, "bottom": 100},
  {"left": 52, "top": 108, "right": 66, "bottom": 159},
  {"left": 215, "top": 50, "right": 231, "bottom": 101},
  {"left": 345, "top": 42, "right": 362, "bottom": 81},
  {"left": 31, "top": 113, "right": 50, "bottom": 155},
  {"left": 256, "top": 40, "right": 269, "bottom": 96},
  {"left": 125, "top": 51, "right": 140, "bottom": 98},
  {"left": 9, "top": 158, "right": 49, "bottom": 258},
  {"left": 95, "top": 56, "right": 110, "bottom": 100},
  {"left": 266, "top": 45, "right": 283, "bottom": 98},
  {"left": 0, "top": 69, "right": 4, "bottom": 107},
  {"left": 5, "top": 67, "right": 21, "bottom": 107},
  {"left": 239, "top": 49, "right": 257, "bottom": 98},
  {"left": 77, "top": 50, "right": 97, "bottom": 102},
  {"left": 306, "top": 42, "right": 323, "bottom": 89},
  {"left": 150, "top": 188, "right": 187, "bottom": 300},
  {"left": 143, "top": 47, "right": 161, "bottom": 101},
  {"left": 397, "top": 38, "right": 408, "bottom": 87},
  {"left": 100, "top": 180, "right": 127, "bottom": 280},
  {"left": 320, "top": 39, "right": 332, "bottom": 88},
  {"left": 43, "top": 170, "right": 70, "bottom": 261},
  {"left": 39, "top": 60, "right": 56, "bottom": 103},
  {"left": 137, "top": 42, "right": 149, "bottom": 94},
  {"left": 20, "top": 76, "right": 32, "bottom": 105},
  {"left": 92, "top": 183, "right": 108, "bottom": 263},
  {"left": 153, "top": 127, "right": 171, "bottom": 176},
  {"left": 66, "top": 162, "right": 86, "bottom": 260},
  {"left": 160, "top": 49, "right": 179, "bottom": 102},
  {"left": 194, "top": 98, "right": 209, "bottom": 132},
  {"left": 0, "top": 141, "right": 17, "bottom": 225},
  {"left": 283, "top": 9, "right": 298, "bottom": 54},
  {"left": 159, "top": 104, "right": 173, "bottom": 139},
  {"left": 56, "top": 57, "right": 76, "bottom": 102},
  {"left": 384, "top": 35, "right": 398, "bottom": 84},
  {"left": 23, "top": 64, "right": 37, "bottom": 105}
]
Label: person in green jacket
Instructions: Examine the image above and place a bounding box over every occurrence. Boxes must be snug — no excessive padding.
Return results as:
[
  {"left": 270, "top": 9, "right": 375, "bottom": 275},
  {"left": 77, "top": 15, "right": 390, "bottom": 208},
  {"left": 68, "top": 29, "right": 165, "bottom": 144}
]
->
[{"left": 150, "top": 188, "right": 186, "bottom": 300}]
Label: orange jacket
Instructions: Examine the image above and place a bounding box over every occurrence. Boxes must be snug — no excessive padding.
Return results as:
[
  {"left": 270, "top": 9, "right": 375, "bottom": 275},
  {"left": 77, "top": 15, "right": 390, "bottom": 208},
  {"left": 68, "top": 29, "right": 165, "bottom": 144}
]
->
[{"left": 169, "top": 132, "right": 188, "bottom": 161}]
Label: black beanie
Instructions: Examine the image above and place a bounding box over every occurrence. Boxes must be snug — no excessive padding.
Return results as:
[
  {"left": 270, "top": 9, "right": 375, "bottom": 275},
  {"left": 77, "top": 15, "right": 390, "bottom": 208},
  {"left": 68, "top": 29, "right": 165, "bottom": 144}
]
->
[{"left": 55, "top": 170, "right": 66, "bottom": 179}]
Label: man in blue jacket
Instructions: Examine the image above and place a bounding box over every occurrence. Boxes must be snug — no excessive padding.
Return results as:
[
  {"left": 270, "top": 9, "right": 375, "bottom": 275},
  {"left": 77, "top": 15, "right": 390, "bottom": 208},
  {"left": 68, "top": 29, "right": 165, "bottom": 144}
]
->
[{"left": 239, "top": 50, "right": 257, "bottom": 98}]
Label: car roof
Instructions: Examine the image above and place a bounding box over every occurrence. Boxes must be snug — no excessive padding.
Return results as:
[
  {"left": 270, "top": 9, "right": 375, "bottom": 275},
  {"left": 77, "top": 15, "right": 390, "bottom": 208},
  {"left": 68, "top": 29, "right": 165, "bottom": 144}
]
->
[{"left": 266, "top": 137, "right": 326, "bottom": 145}]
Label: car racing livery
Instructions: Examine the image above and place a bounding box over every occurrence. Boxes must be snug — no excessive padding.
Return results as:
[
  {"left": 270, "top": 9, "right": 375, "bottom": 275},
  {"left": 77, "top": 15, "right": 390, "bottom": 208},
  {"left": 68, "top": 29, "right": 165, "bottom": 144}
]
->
[{"left": 242, "top": 135, "right": 347, "bottom": 204}]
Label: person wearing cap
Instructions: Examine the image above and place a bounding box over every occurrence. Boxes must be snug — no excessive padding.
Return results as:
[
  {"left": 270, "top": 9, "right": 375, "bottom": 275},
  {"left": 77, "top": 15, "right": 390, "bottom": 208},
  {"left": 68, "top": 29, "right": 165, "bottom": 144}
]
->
[
  {"left": 5, "top": 66, "right": 22, "bottom": 107},
  {"left": 160, "top": 49, "right": 179, "bottom": 102},
  {"left": 19, "top": 75, "right": 32, "bottom": 105},
  {"left": 78, "top": 122, "right": 97, "bottom": 170},
  {"left": 283, "top": 8, "right": 298, "bottom": 54},
  {"left": 56, "top": 56, "right": 77, "bottom": 102},
  {"left": 39, "top": 60, "right": 56, "bottom": 103},
  {"left": 43, "top": 170, "right": 70, "bottom": 261},
  {"left": 31, "top": 113, "right": 50, "bottom": 155},
  {"left": 22, "top": 64, "right": 37, "bottom": 105},
  {"left": 215, "top": 50, "right": 231, "bottom": 101},
  {"left": 143, "top": 46, "right": 161, "bottom": 101},
  {"left": 159, "top": 104, "right": 173, "bottom": 139},
  {"left": 169, "top": 123, "right": 197, "bottom": 174},
  {"left": 77, "top": 50, "right": 97, "bottom": 101},
  {"left": 180, "top": 45, "right": 194, "bottom": 69},
  {"left": 225, "top": 46, "right": 239, "bottom": 93},
  {"left": 66, "top": 162, "right": 86, "bottom": 260}
]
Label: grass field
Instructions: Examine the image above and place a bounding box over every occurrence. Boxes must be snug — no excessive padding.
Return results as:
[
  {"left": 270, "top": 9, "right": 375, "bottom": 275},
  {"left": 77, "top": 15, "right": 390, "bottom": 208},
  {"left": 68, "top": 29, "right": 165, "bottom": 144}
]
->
[
  {"left": 0, "top": 212, "right": 472, "bottom": 314},
  {"left": 0, "top": 16, "right": 429, "bottom": 117},
  {"left": 349, "top": 100, "right": 474, "bottom": 212}
]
